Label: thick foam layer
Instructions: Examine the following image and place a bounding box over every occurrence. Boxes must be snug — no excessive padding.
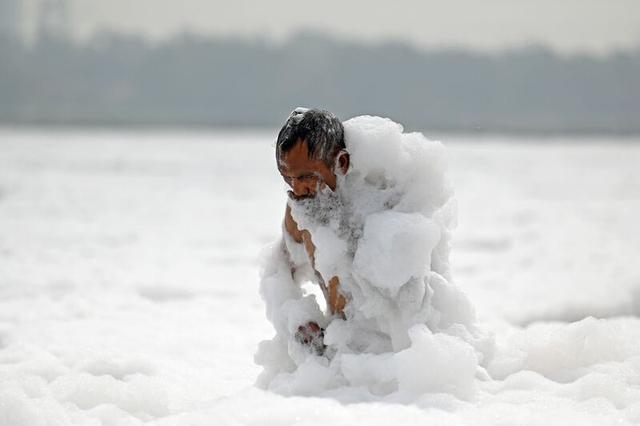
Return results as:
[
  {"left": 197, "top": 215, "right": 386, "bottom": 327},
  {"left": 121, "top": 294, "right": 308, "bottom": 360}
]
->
[{"left": 256, "top": 116, "right": 492, "bottom": 397}]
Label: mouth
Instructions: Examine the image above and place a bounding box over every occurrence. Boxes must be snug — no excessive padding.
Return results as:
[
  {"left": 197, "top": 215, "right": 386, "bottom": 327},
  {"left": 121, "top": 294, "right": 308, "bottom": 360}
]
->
[{"left": 287, "top": 191, "right": 314, "bottom": 201}]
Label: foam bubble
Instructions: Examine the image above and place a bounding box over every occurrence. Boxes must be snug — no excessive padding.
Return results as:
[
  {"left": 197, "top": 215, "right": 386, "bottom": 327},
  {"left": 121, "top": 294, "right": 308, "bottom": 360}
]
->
[{"left": 256, "top": 115, "right": 491, "bottom": 398}]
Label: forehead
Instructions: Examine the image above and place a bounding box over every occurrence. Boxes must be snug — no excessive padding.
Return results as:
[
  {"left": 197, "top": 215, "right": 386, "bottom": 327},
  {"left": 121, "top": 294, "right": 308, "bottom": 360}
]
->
[{"left": 278, "top": 139, "right": 324, "bottom": 173}]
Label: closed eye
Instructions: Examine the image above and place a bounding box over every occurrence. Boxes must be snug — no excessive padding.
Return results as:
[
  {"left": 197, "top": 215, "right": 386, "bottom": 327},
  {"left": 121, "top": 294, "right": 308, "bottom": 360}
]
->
[
  {"left": 282, "top": 175, "right": 292, "bottom": 185},
  {"left": 280, "top": 173, "right": 316, "bottom": 185}
]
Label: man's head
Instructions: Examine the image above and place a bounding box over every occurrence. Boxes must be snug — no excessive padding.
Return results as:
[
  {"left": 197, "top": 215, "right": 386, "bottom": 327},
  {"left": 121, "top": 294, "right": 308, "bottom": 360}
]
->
[{"left": 276, "top": 108, "right": 350, "bottom": 200}]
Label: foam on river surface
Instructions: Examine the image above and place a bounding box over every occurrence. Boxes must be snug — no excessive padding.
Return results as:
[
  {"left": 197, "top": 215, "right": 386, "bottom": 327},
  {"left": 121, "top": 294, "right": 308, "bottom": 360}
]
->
[{"left": 0, "top": 128, "right": 639, "bottom": 425}]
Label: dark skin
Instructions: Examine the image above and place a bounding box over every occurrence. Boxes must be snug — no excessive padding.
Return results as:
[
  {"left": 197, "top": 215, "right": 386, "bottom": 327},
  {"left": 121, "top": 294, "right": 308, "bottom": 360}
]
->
[{"left": 278, "top": 139, "right": 350, "bottom": 345}]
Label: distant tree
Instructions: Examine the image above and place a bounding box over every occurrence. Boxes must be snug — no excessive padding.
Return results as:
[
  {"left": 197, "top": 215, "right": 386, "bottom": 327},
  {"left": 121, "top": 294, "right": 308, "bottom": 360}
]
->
[{"left": 0, "top": 31, "right": 638, "bottom": 133}]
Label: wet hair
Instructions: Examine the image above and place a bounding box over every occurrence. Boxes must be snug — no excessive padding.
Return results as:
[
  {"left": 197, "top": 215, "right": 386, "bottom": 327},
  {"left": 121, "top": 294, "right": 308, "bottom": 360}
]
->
[{"left": 276, "top": 107, "right": 345, "bottom": 167}]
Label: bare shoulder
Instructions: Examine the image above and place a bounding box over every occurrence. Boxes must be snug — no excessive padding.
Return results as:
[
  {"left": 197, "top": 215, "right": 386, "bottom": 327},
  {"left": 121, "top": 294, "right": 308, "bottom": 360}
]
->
[{"left": 284, "top": 204, "right": 304, "bottom": 244}]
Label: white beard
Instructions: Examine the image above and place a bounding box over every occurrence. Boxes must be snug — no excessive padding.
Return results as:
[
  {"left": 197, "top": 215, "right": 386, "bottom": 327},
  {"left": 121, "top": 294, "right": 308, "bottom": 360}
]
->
[
  {"left": 288, "top": 177, "right": 362, "bottom": 257},
  {"left": 289, "top": 183, "right": 343, "bottom": 228}
]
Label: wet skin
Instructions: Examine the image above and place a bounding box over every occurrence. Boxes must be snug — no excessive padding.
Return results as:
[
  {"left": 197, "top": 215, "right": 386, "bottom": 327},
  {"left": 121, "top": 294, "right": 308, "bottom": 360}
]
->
[{"left": 278, "top": 139, "right": 349, "bottom": 318}]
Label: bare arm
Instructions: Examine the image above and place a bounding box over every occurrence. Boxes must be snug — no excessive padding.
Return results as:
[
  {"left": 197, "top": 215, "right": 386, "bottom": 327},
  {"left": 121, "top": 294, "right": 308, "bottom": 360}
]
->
[
  {"left": 284, "top": 204, "right": 304, "bottom": 244},
  {"left": 283, "top": 204, "right": 346, "bottom": 317}
]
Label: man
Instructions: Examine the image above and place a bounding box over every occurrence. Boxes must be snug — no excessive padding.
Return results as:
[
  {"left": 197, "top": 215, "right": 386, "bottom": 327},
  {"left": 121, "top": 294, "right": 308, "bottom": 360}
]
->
[
  {"left": 275, "top": 107, "right": 350, "bottom": 352},
  {"left": 256, "top": 107, "right": 491, "bottom": 393}
]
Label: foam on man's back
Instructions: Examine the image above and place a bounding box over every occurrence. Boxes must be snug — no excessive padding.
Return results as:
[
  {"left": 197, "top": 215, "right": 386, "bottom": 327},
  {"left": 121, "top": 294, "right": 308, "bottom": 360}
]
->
[{"left": 256, "top": 115, "right": 492, "bottom": 398}]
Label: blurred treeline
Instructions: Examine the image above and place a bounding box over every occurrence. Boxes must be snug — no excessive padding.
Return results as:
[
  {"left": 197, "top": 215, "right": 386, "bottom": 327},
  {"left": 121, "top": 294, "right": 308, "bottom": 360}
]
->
[{"left": 1, "top": 32, "right": 639, "bottom": 133}]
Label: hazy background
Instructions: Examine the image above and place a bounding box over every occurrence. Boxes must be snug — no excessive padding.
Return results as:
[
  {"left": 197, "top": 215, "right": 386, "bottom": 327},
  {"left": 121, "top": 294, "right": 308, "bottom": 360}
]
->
[
  {"left": 1, "top": 0, "right": 639, "bottom": 133},
  {"left": 2, "top": 3, "right": 640, "bottom": 423}
]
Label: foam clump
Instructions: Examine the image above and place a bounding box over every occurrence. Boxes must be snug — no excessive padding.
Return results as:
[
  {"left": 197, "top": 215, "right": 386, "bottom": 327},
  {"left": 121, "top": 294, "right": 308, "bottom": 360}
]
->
[
  {"left": 353, "top": 211, "right": 441, "bottom": 293},
  {"left": 256, "top": 115, "right": 492, "bottom": 398},
  {"left": 489, "top": 316, "right": 640, "bottom": 382},
  {"left": 0, "top": 345, "right": 168, "bottom": 426}
]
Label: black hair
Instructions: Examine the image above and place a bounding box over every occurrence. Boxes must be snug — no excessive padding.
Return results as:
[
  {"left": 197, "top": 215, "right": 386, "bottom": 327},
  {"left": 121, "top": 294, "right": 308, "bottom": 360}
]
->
[{"left": 276, "top": 107, "right": 345, "bottom": 166}]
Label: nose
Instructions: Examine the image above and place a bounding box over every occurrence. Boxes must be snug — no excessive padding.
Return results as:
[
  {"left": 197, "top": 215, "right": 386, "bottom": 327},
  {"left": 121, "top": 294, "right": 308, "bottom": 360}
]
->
[
  {"left": 290, "top": 177, "right": 311, "bottom": 197},
  {"left": 291, "top": 178, "right": 307, "bottom": 197}
]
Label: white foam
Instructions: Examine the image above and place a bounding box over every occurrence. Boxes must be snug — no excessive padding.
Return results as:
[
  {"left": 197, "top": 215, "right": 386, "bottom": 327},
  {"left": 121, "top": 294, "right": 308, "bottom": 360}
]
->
[
  {"left": 2, "top": 129, "right": 640, "bottom": 424},
  {"left": 256, "top": 115, "right": 491, "bottom": 397}
]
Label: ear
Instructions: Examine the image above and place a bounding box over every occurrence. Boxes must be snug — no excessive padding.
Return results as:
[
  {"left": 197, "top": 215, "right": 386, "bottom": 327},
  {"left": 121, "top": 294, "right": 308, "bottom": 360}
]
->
[{"left": 335, "top": 150, "right": 350, "bottom": 175}]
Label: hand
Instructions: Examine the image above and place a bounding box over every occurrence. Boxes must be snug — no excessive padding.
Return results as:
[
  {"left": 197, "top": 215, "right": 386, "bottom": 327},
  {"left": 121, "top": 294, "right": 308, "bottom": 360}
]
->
[{"left": 295, "top": 322, "right": 325, "bottom": 355}]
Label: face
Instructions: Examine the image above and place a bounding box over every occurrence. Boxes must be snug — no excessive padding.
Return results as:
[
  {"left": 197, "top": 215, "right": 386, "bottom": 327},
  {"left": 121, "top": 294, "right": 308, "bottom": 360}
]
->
[{"left": 278, "top": 139, "right": 338, "bottom": 200}]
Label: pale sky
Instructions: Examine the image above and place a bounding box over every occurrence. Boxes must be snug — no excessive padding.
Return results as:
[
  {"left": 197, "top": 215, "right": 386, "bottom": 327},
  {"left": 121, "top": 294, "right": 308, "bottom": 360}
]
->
[{"left": 37, "top": 0, "right": 640, "bottom": 53}]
